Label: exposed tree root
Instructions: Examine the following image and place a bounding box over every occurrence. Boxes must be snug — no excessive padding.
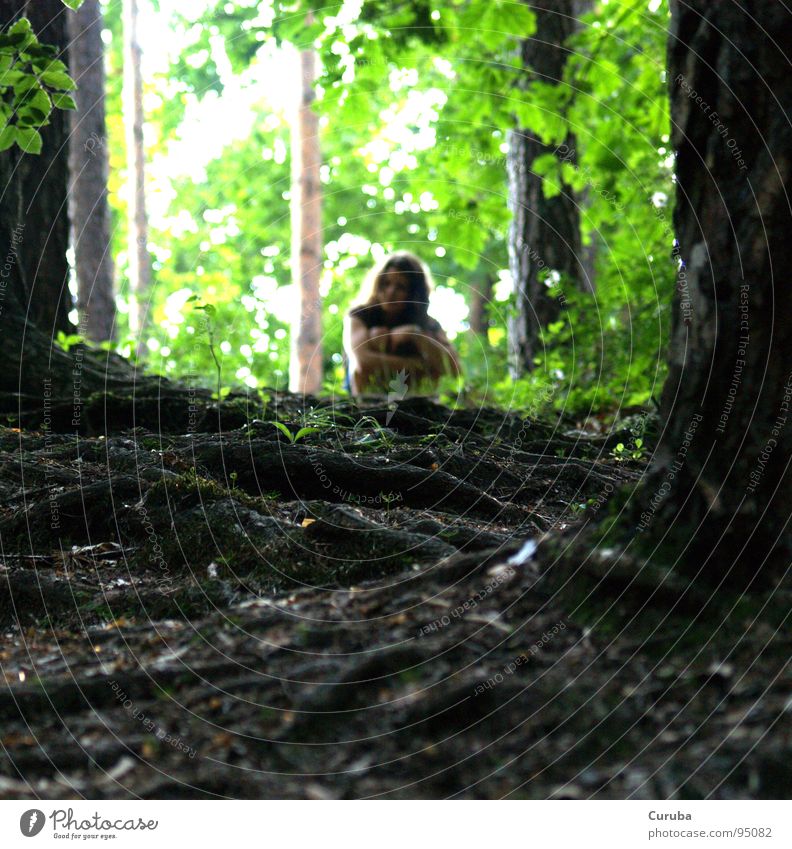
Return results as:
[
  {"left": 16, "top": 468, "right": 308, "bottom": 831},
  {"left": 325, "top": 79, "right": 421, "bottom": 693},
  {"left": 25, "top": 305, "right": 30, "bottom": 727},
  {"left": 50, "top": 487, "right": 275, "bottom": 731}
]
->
[{"left": 0, "top": 393, "right": 789, "bottom": 798}]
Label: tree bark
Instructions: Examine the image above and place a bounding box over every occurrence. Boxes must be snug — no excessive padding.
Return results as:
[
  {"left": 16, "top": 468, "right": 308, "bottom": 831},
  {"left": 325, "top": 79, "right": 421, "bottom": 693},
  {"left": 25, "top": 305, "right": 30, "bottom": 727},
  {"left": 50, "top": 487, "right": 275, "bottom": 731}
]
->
[
  {"left": 507, "top": 0, "right": 582, "bottom": 377},
  {"left": 0, "top": 0, "right": 72, "bottom": 337},
  {"left": 469, "top": 275, "right": 494, "bottom": 337},
  {"left": 288, "top": 38, "right": 323, "bottom": 395},
  {"left": 122, "top": 0, "right": 151, "bottom": 345},
  {"left": 0, "top": 0, "right": 81, "bottom": 414},
  {"left": 0, "top": 0, "right": 94, "bottom": 412},
  {"left": 642, "top": 1, "right": 792, "bottom": 577},
  {"left": 68, "top": 0, "right": 116, "bottom": 343},
  {"left": 0, "top": 0, "right": 172, "bottom": 426}
]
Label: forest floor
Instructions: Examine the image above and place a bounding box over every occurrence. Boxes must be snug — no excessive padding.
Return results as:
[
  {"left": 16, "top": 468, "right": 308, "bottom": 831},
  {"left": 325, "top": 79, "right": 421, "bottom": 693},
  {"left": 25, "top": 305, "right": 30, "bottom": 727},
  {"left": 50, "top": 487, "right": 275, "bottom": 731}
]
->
[{"left": 0, "top": 389, "right": 790, "bottom": 799}]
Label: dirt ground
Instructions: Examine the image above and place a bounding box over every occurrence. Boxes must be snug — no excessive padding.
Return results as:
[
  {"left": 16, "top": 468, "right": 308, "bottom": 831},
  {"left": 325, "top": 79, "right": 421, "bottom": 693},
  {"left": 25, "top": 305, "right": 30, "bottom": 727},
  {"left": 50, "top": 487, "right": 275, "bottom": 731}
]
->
[{"left": 0, "top": 391, "right": 790, "bottom": 799}]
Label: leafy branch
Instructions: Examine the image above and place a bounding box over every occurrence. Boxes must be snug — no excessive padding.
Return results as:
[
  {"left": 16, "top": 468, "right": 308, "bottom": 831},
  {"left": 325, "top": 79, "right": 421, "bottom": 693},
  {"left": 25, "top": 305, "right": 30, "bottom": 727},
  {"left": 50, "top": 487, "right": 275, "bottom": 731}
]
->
[{"left": 0, "top": 17, "right": 79, "bottom": 154}]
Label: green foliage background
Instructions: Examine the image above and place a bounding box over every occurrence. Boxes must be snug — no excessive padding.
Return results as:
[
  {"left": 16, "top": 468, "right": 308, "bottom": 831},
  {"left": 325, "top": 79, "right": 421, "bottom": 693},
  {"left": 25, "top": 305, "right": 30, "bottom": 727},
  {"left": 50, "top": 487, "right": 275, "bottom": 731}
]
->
[{"left": 73, "top": 0, "right": 674, "bottom": 415}]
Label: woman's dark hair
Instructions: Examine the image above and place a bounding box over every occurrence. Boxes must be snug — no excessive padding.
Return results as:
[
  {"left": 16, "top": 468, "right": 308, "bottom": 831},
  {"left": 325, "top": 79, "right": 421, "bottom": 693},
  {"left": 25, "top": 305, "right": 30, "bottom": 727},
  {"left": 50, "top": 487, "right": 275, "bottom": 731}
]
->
[{"left": 354, "top": 251, "right": 433, "bottom": 325}]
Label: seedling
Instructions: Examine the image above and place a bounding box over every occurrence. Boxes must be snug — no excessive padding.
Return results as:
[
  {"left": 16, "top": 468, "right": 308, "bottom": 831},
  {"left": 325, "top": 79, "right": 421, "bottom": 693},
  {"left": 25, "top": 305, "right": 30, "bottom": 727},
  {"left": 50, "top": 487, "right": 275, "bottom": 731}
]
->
[
  {"left": 270, "top": 421, "right": 321, "bottom": 444},
  {"left": 187, "top": 297, "right": 223, "bottom": 400},
  {"left": 380, "top": 491, "right": 400, "bottom": 516},
  {"left": 611, "top": 438, "right": 644, "bottom": 462},
  {"left": 270, "top": 406, "right": 355, "bottom": 444},
  {"left": 352, "top": 415, "right": 397, "bottom": 451}
]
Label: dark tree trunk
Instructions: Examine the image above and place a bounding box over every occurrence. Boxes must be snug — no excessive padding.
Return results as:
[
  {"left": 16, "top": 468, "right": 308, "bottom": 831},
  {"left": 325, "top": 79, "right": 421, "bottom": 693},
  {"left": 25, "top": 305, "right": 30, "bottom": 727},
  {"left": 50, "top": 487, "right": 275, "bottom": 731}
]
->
[
  {"left": 0, "top": 0, "right": 72, "bottom": 337},
  {"left": 507, "top": 0, "right": 582, "bottom": 377},
  {"left": 469, "top": 275, "right": 494, "bottom": 337},
  {"left": 0, "top": 0, "right": 171, "bottom": 427},
  {"left": 68, "top": 0, "right": 117, "bottom": 343},
  {"left": 642, "top": 1, "right": 792, "bottom": 578}
]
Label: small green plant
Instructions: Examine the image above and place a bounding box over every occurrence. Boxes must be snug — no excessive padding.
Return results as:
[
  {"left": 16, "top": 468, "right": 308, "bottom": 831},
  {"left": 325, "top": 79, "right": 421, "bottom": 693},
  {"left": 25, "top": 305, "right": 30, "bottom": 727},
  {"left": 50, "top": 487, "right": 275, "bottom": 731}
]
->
[
  {"left": 302, "top": 407, "right": 354, "bottom": 430},
  {"left": 611, "top": 438, "right": 645, "bottom": 462},
  {"left": 352, "top": 415, "right": 397, "bottom": 451},
  {"left": 269, "top": 406, "right": 354, "bottom": 444},
  {"left": 380, "top": 491, "right": 400, "bottom": 516},
  {"left": 188, "top": 297, "right": 223, "bottom": 400},
  {"left": 419, "top": 432, "right": 449, "bottom": 451},
  {"left": 55, "top": 330, "right": 84, "bottom": 351},
  {"left": 270, "top": 421, "right": 321, "bottom": 444}
]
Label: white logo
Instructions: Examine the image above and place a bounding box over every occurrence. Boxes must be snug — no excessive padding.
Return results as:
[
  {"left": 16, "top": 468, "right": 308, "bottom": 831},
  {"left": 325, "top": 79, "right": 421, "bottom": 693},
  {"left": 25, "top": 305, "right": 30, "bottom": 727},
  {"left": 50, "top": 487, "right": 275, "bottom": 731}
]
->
[{"left": 386, "top": 368, "right": 409, "bottom": 424}]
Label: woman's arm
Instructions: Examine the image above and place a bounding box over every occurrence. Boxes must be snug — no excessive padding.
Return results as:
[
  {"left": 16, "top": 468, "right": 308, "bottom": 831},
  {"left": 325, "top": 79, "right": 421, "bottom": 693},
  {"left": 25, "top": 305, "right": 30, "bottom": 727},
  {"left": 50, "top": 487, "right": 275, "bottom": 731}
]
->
[
  {"left": 343, "top": 315, "right": 399, "bottom": 362},
  {"left": 343, "top": 315, "right": 424, "bottom": 393},
  {"left": 388, "top": 323, "right": 463, "bottom": 379}
]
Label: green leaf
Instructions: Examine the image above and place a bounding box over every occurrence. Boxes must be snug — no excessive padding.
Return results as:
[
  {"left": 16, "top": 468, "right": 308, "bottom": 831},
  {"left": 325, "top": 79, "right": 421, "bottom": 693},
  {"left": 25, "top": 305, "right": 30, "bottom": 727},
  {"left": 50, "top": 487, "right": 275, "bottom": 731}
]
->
[
  {"left": 271, "top": 421, "right": 295, "bottom": 442},
  {"left": 24, "top": 88, "right": 51, "bottom": 116},
  {"left": 0, "top": 32, "right": 28, "bottom": 49},
  {"left": 17, "top": 88, "right": 52, "bottom": 127},
  {"left": 8, "top": 18, "right": 32, "bottom": 35},
  {"left": 531, "top": 153, "right": 560, "bottom": 177},
  {"left": 61, "top": 0, "right": 86, "bottom": 9},
  {"left": 539, "top": 176, "right": 561, "bottom": 200},
  {"left": 293, "top": 427, "right": 320, "bottom": 442},
  {"left": 33, "top": 57, "right": 68, "bottom": 74},
  {"left": 13, "top": 73, "right": 39, "bottom": 95},
  {"left": 15, "top": 126, "right": 42, "bottom": 154},
  {"left": 41, "top": 70, "right": 75, "bottom": 90},
  {"left": 3, "top": 18, "right": 33, "bottom": 52},
  {"left": 0, "top": 69, "right": 26, "bottom": 88},
  {"left": 25, "top": 44, "right": 58, "bottom": 60},
  {"left": 16, "top": 112, "right": 48, "bottom": 128},
  {"left": 0, "top": 125, "right": 16, "bottom": 152},
  {"left": 51, "top": 92, "right": 76, "bottom": 110}
]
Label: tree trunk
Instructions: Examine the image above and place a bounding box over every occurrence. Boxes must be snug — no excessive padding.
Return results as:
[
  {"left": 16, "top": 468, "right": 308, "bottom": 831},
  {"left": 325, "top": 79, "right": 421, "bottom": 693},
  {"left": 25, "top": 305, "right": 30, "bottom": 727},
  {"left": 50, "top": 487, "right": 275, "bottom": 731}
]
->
[
  {"left": 0, "top": 0, "right": 72, "bottom": 338},
  {"left": 0, "top": 0, "right": 95, "bottom": 411},
  {"left": 0, "top": 0, "right": 180, "bottom": 428},
  {"left": 641, "top": 1, "right": 792, "bottom": 578},
  {"left": 288, "top": 38, "right": 323, "bottom": 396},
  {"left": 68, "top": 0, "right": 117, "bottom": 343},
  {"left": 507, "top": 0, "right": 582, "bottom": 378},
  {"left": 469, "top": 275, "right": 494, "bottom": 337},
  {"left": 122, "top": 0, "right": 151, "bottom": 345},
  {"left": 0, "top": 0, "right": 75, "bottom": 410}
]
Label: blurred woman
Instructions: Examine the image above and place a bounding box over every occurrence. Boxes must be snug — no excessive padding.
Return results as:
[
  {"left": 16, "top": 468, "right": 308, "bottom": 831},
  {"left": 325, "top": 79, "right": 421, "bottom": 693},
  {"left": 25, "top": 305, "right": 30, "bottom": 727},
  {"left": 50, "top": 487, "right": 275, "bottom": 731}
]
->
[{"left": 342, "top": 252, "right": 461, "bottom": 396}]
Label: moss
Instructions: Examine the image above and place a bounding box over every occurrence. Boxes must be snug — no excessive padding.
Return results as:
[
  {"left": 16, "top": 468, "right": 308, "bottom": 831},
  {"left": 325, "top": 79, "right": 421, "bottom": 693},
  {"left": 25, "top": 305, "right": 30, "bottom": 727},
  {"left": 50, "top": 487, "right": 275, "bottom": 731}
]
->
[
  {"left": 398, "top": 667, "right": 424, "bottom": 686},
  {"left": 138, "top": 470, "right": 276, "bottom": 534},
  {"left": 144, "top": 470, "right": 235, "bottom": 510}
]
